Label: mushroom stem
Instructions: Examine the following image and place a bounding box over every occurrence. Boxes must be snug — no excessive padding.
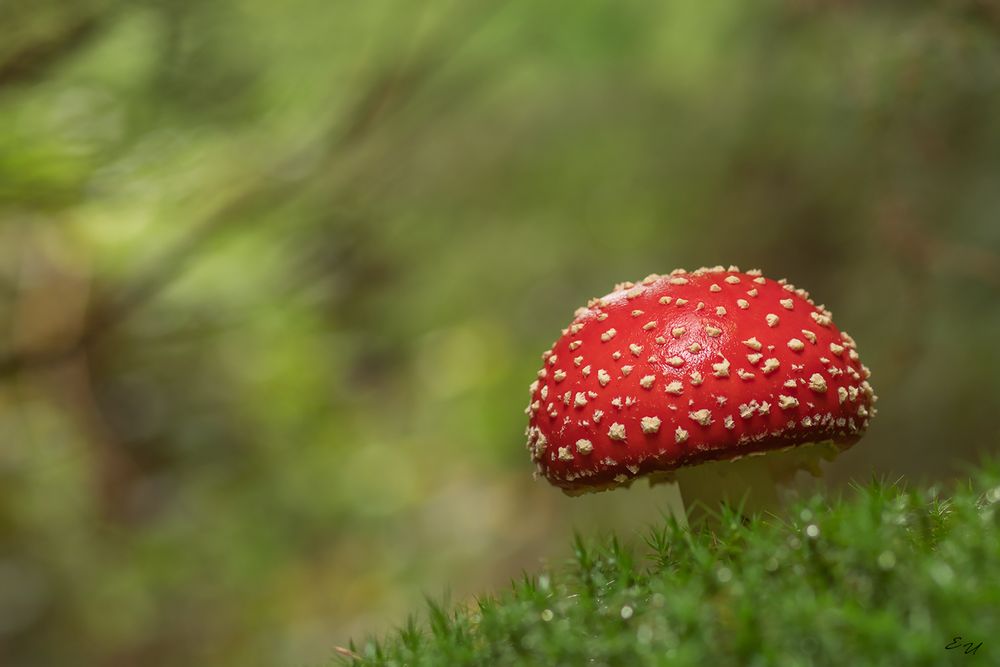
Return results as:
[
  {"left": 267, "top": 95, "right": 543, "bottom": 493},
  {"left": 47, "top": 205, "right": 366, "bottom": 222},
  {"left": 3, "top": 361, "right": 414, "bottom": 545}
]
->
[
  {"left": 650, "top": 440, "right": 842, "bottom": 525},
  {"left": 658, "top": 479, "right": 689, "bottom": 529},
  {"left": 674, "top": 458, "right": 783, "bottom": 524}
]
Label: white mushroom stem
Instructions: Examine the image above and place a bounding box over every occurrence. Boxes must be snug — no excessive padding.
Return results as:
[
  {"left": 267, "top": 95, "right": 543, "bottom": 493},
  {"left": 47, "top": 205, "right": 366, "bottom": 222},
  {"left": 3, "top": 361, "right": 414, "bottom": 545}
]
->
[
  {"left": 657, "top": 478, "right": 689, "bottom": 529},
  {"left": 649, "top": 440, "right": 844, "bottom": 525}
]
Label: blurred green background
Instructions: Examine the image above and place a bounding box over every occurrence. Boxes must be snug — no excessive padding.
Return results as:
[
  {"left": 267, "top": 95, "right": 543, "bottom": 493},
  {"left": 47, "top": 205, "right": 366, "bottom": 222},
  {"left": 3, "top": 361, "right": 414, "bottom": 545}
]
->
[{"left": 1, "top": 1, "right": 999, "bottom": 665}]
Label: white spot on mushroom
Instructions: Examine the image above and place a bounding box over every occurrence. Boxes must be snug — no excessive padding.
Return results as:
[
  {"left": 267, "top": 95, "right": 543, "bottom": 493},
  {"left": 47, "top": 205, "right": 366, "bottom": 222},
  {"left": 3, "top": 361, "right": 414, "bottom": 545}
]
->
[
  {"left": 622, "top": 365, "right": 634, "bottom": 376},
  {"left": 695, "top": 302, "right": 705, "bottom": 312},
  {"left": 724, "top": 415, "right": 735, "bottom": 430},
  {"left": 715, "top": 306, "right": 727, "bottom": 316},
  {"left": 783, "top": 379, "right": 797, "bottom": 388},
  {"left": 631, "top": 309, "right": 644, "bottom": 317},
  {"left": 761, "top": 358, "right": 780, "bottom": 375},
  {"left": 780, "top": 299, "right": 794, "bottom": 310},
  {"left": 742, "top": 337, "right": 762, "bottom": 351},
  {"left": 573, "top": 355, "right": 584, "bottom": 367},
  {"left": 548, "top": 355, "right": 558, "bottom": 366},
  {"left": 808, "top": 373, "right": 828, "bottom": 393},
  {"left": 829, "top": 342, "right": 845, "bottom": 356},
  {"left": 689, "top": 409, "right": 713, "bottom": 426},
  {"left": 801, "top": 329, "right": 817, "bottom": 344},
  {"left": 712, "top": 357, "right": 731, "bottom": 377},
  {"left": 612, "top": 351, "right": 622, "bottom": 360},
  {"left": 666, "top": 356, "right": 685, "bottom": 367},
  {"left": 665, "top": 381, "right": 684, "bottom": 395},
  {"left": 643, "top": 321, "right": 656, "bottom": 331},
  {"left": 737, "top": 368, "right": 755, "bottom": 380},
  {"left": 574, "top": 392, "right": 588, "bottom": 408},
  {"left": 810, "top": 311, "right": 832, "bottom": 327},
  {"left": 753, "top": 276, "right": 766, "bottom": 284},
  {"left": 675, "top": 298, "right": 689, "bottom": 306},
  {"left": 597, "top": 368, "right": 612, "bottom": 387},
  {"left": 690, "top": 371, "right": 704, "bottom": 386},
  {"left": 747, "top": 288, "right": 759, "bottom": 297},
  {"left": 576, "top": 439, "right": 593, "bottom": 454},
  {"left": 658, "top": 296, "right": 672, "bottom": 305},
  {"left": 582, "top": 365, "right": 592, "bottom": 377},
  {"left": 710, "top": 284, "right": 722, "bottom": 292},
  {"left": 746, "top": 353, "right": 763, "bottom": 364},
  {"left": 736, "top": 299, "right": 750, "bottom": 309},
  {"left": 675, "top": 427, "right": 689, "bottom": 443},
  {"left": 778, "top": 395, "right": 799, "bottom": 410},
  {"left": 725, "top": 276, "right": 741, "bottom": 284},
  {"left": 669, "top": 277, "right": 689, "bottom": 285},
  {"left": 558, "top": 447, "right": 573, "bottom": 461},
  {"left": 671, "top": 327, "right": 686, "bottom": 338},
  {"left": 626, "top": 286, "right": 644, "bottom": 299},
  {"left": 569, "top": 341, "right": 583, "bottom": 351},
  {"left": 629, "top": 344, "right": 644, "bottom": 356},
  {"left": 608, "top": 422, "right": 627, "bottom": 441},
  {"left": 706, "top": 325, "right": 722, "bottom": 337},
  {"left": 766, "top": 313, "right": 780, "bottom": 327},
  {"left": 640, "top": 375, "right": 656, "bottom": 389},
  {"left": 837, "top": 386, "right": 848, "bottom": 404},
  {"left": 592, "top": 410, "right": 604, "bottom": 423},
  {"left": 687, "top": 342, "right": 702, "bottom": 353},
  {"left": 553, "top": 370, "right": 567, "bottom": 382},
  {"left": 641, "top": 416, "right": 661, "bottom": 434},
  {"left": 601, "top": 328, "right": 617, "bottom": 342},
  {"left": 787, "top": 338, "right": 805, "bottom": 351}
]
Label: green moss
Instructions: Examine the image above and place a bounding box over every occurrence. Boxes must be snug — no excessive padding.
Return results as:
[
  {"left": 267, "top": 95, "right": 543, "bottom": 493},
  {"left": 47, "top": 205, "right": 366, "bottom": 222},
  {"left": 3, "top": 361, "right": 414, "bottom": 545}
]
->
[{"left": 343, "top": 460, "right": 1000, "bottom": 666}]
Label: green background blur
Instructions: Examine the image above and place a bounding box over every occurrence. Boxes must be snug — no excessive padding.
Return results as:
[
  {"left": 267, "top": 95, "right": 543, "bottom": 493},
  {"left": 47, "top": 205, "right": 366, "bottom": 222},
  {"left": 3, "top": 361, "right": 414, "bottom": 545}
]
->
[{"left": 1, "top": 1, "right": 999, "bottom": 665}]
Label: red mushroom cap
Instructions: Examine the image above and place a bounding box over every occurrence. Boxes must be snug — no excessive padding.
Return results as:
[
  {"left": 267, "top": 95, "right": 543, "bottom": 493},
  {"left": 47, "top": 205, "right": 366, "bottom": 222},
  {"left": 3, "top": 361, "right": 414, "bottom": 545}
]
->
[{"left": 524, "top": 266, "right": 877, "bottom": 494}]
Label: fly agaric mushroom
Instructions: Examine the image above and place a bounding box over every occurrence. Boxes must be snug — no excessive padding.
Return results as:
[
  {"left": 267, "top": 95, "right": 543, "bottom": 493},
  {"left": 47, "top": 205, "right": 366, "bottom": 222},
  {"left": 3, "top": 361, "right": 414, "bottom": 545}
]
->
[{"left": 524, "top": 266, "right": 877, "bottom": 521}]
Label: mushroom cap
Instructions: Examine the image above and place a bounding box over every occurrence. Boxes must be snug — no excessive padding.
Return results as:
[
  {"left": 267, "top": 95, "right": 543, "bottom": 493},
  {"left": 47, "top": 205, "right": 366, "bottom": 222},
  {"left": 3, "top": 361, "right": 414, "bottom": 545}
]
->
[{"left": 524, "top": 267, "right": 877, "bottom": 494}]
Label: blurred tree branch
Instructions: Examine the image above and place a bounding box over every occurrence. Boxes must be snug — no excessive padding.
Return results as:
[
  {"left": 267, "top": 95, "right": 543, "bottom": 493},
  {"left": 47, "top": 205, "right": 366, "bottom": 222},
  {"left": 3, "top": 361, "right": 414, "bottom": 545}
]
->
[
  {"left": 0, "top": 8, "right": 109, "bottom": 91},
  {"left": 0, "top": 2, "right": 501, "bottom": 380}
]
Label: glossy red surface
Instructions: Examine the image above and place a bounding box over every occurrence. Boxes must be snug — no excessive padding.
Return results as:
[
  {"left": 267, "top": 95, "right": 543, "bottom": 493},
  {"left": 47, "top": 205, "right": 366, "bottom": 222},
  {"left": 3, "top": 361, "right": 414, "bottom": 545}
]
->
[{"left": 524, "top": 268, "right": 876, "bottom": 493}]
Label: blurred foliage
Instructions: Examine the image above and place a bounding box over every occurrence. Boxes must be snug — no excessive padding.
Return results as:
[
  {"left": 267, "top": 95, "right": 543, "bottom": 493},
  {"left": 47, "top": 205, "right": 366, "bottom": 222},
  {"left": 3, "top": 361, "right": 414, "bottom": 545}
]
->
[{"left": 0, "top": 0, "right": 998, "bottom": 665}]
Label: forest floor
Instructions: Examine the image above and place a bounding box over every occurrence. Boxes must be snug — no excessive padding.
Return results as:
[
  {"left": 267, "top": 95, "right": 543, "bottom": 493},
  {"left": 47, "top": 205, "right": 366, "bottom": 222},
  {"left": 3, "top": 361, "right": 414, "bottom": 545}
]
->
[{"left": 339, "top": 458, "right": 1000, "bottom": 666}]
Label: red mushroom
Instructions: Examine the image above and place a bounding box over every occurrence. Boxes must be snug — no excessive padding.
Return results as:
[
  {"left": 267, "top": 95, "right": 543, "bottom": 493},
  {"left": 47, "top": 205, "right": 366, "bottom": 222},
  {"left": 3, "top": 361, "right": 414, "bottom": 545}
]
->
[{"left": 524, "top": 266, "right": 877, "bottom": 521}]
